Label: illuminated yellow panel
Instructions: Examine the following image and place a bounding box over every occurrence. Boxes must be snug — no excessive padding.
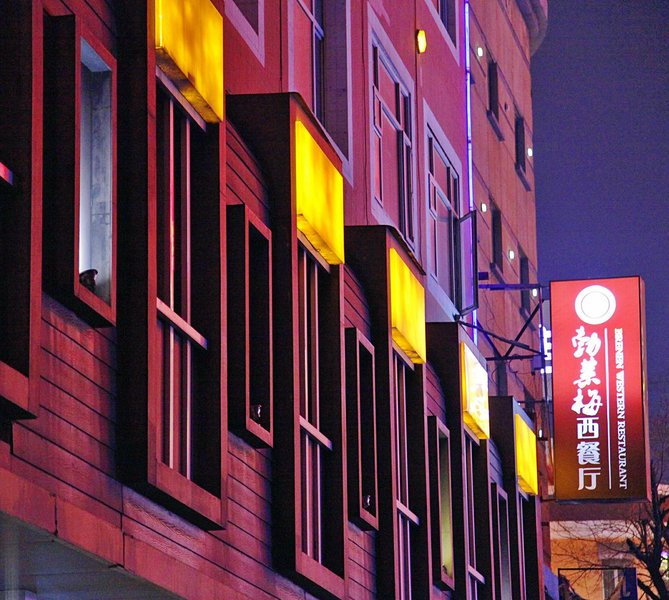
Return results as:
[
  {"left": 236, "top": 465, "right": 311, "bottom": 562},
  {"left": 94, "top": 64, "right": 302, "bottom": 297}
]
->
[
  {"left": 155, "top": 0, "right": 224, "bottom": 122},
  {"left": 515, "top": 413, "right": 538, "bottom": 495},
  {"left": 294, "top": 120, "right": 345, "bottom": 264},
  {"left": 389, "top": 249, "right": 426, "bottom": 364},
  {"left": 460, "top": 343, "right": 490, "bottom": 439}
]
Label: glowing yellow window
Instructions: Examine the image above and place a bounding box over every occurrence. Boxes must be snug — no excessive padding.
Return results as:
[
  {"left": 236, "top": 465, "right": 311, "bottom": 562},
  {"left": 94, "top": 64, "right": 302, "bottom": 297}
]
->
[
  {"left": 389, "top": 249, "right": 426, "bottom": 364},
  {"left": 155, "top": 0, "right": 224, "bottom": 122},
  {"left": 294, "top": 120, "right": 344, "bottom": 265},
  {"left": 460, "top": 343, "right": 490, "bottom": 439},
  {"left": 515, "top": 413, "right": 538, "bottom": 495}
]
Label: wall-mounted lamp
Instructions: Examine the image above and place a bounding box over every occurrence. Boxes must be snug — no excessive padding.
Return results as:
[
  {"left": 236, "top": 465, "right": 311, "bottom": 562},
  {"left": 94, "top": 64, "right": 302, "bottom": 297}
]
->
[
  {"left": 480, "top": 202, "right": 488, "bottom": 213},
  {"left": 416, "top": 29, "right": 427, "bottom": 54},
  {"left": 476, "top": 45, "right": 484, "bottom": 58},
  {"left": 508, "top": 249, "right": 515, "bottom": 260},
  {"left": 527, "top": 147, "right": 534, "bottom": 158},
  {"left": 532, "top": 288, "right": 539, "bottom": 298}
]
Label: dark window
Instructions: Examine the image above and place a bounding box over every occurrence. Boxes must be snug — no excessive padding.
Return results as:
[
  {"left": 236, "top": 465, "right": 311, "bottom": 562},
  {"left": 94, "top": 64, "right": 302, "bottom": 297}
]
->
[
  {"left": 520, "top": 251, "right": 531, "bottom": 313},
  {"left": 345, "top": 328, "right": 378, "bottom": 530},
  {"left": 491, "top": 204, "right": 503, "bottom": 273},
  {"left": 231, "top": 0, "right": 259, "bottom": 33},
  {"left": 227, "top": 204, "right": 273, "bottom": 446},
  {"left": 488, "top": 60, "right": 499, "bottom": 120},
  {"left": 373, "top": 44, "right": 414, "bottom": 245},
  {"left": 438, "top": 0, "right": 456, "bottom": 44},
  {"left": 486, "top": 59, "right": 505, "bottom": 141},
  {"left": 515, "top": 113, "right": 526, "bottom": 172}
]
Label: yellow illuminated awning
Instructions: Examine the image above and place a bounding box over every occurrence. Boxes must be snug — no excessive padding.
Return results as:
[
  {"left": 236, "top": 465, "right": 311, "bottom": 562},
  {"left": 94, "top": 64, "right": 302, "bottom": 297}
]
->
[
  {"left": 155, "top": 0, "right": 224, "bottom": 122},
  {"left": 515, "top": 413, "right": 538, "bottom": 495},
  {"left": 460, "top": 343, "right": 490, "bottom": 439},
  {"left": 389, "top": 249, "right": 426, "bottom": 363},
  {"left": 294, "top": 120, "right": 344, "bottom": 264}
]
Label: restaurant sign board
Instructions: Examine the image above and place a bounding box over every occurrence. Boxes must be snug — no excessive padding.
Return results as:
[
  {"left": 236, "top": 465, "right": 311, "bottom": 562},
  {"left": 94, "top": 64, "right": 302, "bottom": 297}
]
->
[{"left": 551, "top": 277, "right": 649, "bottom": 502}]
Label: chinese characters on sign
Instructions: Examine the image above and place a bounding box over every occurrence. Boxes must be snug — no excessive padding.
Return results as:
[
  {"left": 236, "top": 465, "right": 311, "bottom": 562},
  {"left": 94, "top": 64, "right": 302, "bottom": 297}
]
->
[{"left": 551, "top": 278, "right": 649, "bottom": 502}]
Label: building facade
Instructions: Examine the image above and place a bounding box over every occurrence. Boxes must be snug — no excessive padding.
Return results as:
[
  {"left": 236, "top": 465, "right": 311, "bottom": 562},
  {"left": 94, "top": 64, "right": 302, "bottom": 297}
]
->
[{"left": 0, "top": 0, "right": 549, "bottom": 598}]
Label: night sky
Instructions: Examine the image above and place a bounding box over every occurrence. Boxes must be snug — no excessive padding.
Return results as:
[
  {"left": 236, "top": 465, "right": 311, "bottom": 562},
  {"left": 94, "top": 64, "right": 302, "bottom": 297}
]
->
[{"left": 531, "top": 1, "right": 669, "bottom": 400}]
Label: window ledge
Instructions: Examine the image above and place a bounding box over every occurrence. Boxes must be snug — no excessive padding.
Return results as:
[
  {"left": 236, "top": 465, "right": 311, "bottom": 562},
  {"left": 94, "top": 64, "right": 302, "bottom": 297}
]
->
[{"left": 486, "top": 110, "right": 504, "bottom": 141}]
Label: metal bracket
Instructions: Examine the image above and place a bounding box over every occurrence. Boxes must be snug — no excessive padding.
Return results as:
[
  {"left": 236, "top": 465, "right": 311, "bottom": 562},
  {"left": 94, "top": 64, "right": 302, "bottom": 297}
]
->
[{"left": 464, "top": 282, "right": 546, "bottom": 362}]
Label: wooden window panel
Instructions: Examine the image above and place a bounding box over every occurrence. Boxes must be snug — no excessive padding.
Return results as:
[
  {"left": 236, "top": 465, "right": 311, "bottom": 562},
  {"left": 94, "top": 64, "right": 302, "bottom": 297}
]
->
[
  {"left": 492, "top": 483, "right": 513, "bottom": 600},
  {"left": 392, "top": 351, "right": 426, "bottom": 600},
  {"left": 428, "top": 416, "right": 455, "bottom": 590},
  {"left": 345, "top": 328, "right": 378, "bottom": 530},
  {"left": 145, "top": 83, "right": 224, "bottom": 528},
  {"left": 227, "top": 204, "right": 273, "bottom": 447},
  {"left": 293, "top": 245, "right": 345, "bottom": 594},
  {"left": 43, "top": 14, "right": 117, "bottom": 326},
  {"left": 0, "top": 3, "right": 41, "bottom": 419},
  {"left": 298, "top": 249, "right": 332, "bottom": 561}
]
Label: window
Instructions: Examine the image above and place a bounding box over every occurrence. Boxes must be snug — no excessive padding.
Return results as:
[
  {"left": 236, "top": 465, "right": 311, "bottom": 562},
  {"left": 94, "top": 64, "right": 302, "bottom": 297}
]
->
[
  {"left": 372, "top": 44, "right": 414, "bottom": 245},
  {"left": 465, "top": 433, "right": 485, "bottom": 598},
  {"left": 428, "top": 135, "right": 458, "bottom": 300},
  {"left": 427, "top": 131, "right": 478, "bottom": 314},
  {"left": 486, "top": 59, "right": 504, "bottom": 140},
  {"left": 520, "top": 250, "right": 531, "bottom": 313},
  {"left": 230, "top": 0, "right": 259, "bottom": 33},
  {"left": 43, "top": 15, "right": 116, "bottom": 325},
  {"left": 515, "top": 114, "right": 526, "bottom": 172},
  {"left": 428, "top": 416, "right": 455, "bottom": 590},
  {"left": 487, "top": 60, "right": 499, "bottom": 121},
  {"left": 438, "top": 0, "right": 456, "bottom": 44},
  {"left": 491, "top": 203, "right": 503, "bottom": 273},
  {"left": 147, "top": 80, "right": 224, "bottom": 526},
  {"left": 296, "top": 246, "right": 345, "bottom": 585},
  {"left": 293, "top": 0, "right": 350, "bottom": 156},
  {"left": 0, "top": 4, "right": 40, "bottom": 419},
  {"left": 515, "top": 113, "right": 531, "bottom": 190},
  {"left": 156, "top": 85, "right": 208, "bottom": 480},
  {"left": 79, "top": 40, "right": 113, "bottom": 305},
  {"left": 294, "top": 0, "right": 324, "bottom": 121},
  {"left": 345, "top": 328, "right": 378, "bottom": 530},
  {"left": 227, "top": 204, "right": 273, "bottom": 447},
  {"left": 492, "top": 483, "right": 512, "bottom": 600},
  {"left": 394, "top": 353, "right": 421, "bottom": 599}
]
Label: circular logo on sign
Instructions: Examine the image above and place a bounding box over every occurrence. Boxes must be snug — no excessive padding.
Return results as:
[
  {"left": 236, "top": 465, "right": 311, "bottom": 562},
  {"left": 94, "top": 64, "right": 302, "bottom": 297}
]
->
[{"left": 574, "top": 285, "right": 616, "bottom": 325}]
